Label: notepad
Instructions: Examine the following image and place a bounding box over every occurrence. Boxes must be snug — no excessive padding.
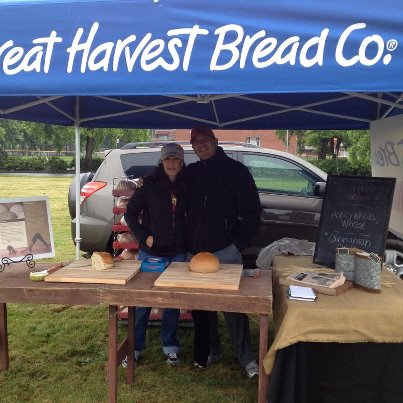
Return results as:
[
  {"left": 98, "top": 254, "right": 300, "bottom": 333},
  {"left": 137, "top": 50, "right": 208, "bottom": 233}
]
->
[{"left": 288, "top": 285, "right": 317, "bottom": 302}]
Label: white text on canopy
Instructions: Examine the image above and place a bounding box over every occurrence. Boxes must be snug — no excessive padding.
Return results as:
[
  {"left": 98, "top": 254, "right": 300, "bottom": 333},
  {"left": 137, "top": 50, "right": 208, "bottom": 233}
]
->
[{"left": 0, "top": 22, "right": 398, "bottom": 75}]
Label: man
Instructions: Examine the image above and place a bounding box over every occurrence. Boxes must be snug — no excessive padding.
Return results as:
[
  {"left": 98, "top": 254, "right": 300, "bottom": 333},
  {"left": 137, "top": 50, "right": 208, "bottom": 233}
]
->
[{"left": 186, "top": 125, "right": 261, "bottom": 378}]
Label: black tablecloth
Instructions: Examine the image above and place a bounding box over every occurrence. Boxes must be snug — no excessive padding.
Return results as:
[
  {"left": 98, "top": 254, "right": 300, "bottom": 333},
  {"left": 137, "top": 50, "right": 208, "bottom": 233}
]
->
[{"left": 267, "top": 342, "right": 403, "bottom": 403}]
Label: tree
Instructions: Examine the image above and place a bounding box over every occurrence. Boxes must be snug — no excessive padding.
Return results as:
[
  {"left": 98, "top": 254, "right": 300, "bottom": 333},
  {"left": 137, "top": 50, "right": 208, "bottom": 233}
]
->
[
  {"left": 303, "top": 130, "right": 338, "bottom": 160},
  {"left": 0, "top": 119, "right": 150, "bottom": 165},
  {"left": 342, "top": 130, "right": 371, "bottom": 168},
  {"left": 0, "top": 125, "right": 5, "bottom": 149},
  {"left": 0, "top": 119, "right": 25, "bottom": 149},
  {"left": 275, "top": 130, "right": 307, "bottom": 154},
  {"left": 79, "top": 127, "right": 151, "bottom": 170},
  {"left": 275, "top": 129, "right": 370, "bottom": 163}
]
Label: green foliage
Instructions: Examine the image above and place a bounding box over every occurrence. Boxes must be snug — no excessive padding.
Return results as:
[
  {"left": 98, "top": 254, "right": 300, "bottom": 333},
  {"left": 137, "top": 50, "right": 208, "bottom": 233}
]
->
[
  {"left": 46, "top": 156, "right": 68, "bottom": 172},
  {"left": 70, "top": 156, "right": 103, "bottom": 172},
  {"left": 276, "top": 129, "right": 371, "bottom": 163},
  {"left": 0, "top": 147, "right": 8, "bottom": 164},
  {"left": 0, "top": 156, "right": 48, "bottom": 171},
  {"left": 26, "top": 156, "right": 48, "bottom": 171},
  {"left": 304, "top": 130, "right": 371, "bottom": 175},
  {"left": 307, "top": 157, "right": 371, "bottom": 176},
  {"left": 345, "top": 130, "right": 371, "bottom": 167},
  {"left": 0, "top": 156, "right": 59, "bottom": 172},
  {"left": 275, "top": 130, "right": 306, "bottom": 154},
  {"left": 0, "top": 155, "right": 104, "bottom": 173},
  {"left": 0, "top": 119, "right": 151, "bottom": 154}
]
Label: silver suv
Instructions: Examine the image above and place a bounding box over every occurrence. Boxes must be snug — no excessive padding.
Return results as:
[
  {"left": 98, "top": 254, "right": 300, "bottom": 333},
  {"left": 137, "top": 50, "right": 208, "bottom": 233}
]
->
[{"left": 68, "top": 142, "right": 327, "bottom": 268}]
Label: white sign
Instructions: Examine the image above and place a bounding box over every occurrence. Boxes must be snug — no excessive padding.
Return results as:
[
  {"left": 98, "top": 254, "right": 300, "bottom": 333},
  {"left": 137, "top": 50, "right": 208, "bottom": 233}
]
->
[
  {"left": 370, "top": 115, "right": 403, "bottom": 239},
  {"left": 0, "top": 196, "right": 55, "bottom": 261}
]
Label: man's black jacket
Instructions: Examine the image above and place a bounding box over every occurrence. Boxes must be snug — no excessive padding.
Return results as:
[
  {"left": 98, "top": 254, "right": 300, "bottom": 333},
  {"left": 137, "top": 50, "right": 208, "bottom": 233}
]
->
[{"left": 186, "top": 146, "right": 261, "bottom": 254}]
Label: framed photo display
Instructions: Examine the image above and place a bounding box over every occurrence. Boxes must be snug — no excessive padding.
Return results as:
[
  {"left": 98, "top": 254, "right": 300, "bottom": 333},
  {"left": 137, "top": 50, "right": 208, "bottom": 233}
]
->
[{"left": 0, "top": 196, "right": 55, "bottom": 261}]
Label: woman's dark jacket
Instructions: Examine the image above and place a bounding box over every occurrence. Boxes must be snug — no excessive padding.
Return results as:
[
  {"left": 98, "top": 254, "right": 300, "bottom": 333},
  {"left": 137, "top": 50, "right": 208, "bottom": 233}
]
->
[
  {"left": 124, "top": 174, "right": 186, "bottom": 257},
  {"left": 185, "top": 146, "right": 261, "bottom": 254}
]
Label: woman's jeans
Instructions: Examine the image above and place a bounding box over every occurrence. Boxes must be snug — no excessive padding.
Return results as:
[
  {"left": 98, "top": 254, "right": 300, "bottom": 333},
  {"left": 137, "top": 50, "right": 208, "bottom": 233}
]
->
[{"left": 135, "top": 250, "right": 186, "bottom": 355}]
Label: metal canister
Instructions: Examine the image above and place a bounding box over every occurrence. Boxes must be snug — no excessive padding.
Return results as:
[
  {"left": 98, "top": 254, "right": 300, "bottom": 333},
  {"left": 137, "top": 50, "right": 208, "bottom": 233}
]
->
[
  {"left": 335, "top": 247, "right": 362, "bottom": 281},
  {"left": 354, "top": 251, "right": 382, "bottom": 290}
]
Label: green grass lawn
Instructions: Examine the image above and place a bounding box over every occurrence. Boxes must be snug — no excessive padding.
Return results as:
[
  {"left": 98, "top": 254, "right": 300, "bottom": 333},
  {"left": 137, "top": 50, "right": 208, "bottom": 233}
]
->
[{"left": 0, "top": 175, "right": 272, "bottom": 402}]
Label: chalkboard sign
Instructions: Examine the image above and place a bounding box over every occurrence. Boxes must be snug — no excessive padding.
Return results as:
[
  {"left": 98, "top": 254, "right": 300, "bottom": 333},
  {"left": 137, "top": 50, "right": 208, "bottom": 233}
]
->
[{"left": 313, "top": 175, "right": 396, "bottom": 268}]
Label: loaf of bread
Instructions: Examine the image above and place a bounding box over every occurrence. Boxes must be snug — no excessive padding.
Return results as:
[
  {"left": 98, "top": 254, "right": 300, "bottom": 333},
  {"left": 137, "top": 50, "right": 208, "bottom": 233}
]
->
[
  {"left": 0, "top": 204, "right": 9, "bottom": 214},
  {"left": 117, "top": 232, "right": 137, "bottom": 243},
  {"left": 189, "top": 252, "right": 220, "bottom": 273},
  {"left": 10, "top": 204, "right": 25, "bottom": 219},
  {"left": 0, "top": 210, "right": 17, "bottom": 221},
  {"left": 115, "top": 196, "right": 130, "bottom": 208},
  {"left": 91, "top": 252, "right": 114, "bottom": 270},
  {"left": 115, "top": 179, "right": 137, "bottom": 190},
  {"left": 120, "top": 249, "right": 137, "bottom": 260}
]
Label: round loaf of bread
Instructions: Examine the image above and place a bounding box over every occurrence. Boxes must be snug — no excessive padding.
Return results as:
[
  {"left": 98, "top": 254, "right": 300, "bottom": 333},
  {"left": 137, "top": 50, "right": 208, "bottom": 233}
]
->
[
  {"left": 115, "top": 196, "right": 130, "bottom": 208},
  {"left": 91, "top": 251, "right": 114, "bottom": 270},
  {"left": 115, "top": 179, "right": 137, "bottom": 191},
  {"left": 189, "top": 252, "right": 220, "bottom": 273},
  {"left": 120, "top": 248, "right": 137, "bottom": 260},
  {"left": 117, "top": 232, "right": 137, "bottom": 243}
]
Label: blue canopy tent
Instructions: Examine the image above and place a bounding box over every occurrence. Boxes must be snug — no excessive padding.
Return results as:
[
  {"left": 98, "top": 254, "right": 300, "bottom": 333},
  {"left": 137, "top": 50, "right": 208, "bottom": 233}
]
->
[
  {"left": 1, "top": 0, "right": 403, "bottom": 257},
  {"left": 1, "top": 0, "right": 403, "bottom": 129}
]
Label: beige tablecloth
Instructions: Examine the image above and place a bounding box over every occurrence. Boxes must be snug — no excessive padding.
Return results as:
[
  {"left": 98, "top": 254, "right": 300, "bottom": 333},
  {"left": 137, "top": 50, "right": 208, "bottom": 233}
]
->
[{"left": 263, "top": 256, "right": 403, "bottom": 374}]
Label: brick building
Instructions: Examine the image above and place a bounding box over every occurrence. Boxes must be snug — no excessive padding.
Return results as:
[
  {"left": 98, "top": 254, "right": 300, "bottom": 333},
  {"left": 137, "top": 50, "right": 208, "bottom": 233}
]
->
[{"left": 152, "top": 129, "right": 298, "bottom": 155}]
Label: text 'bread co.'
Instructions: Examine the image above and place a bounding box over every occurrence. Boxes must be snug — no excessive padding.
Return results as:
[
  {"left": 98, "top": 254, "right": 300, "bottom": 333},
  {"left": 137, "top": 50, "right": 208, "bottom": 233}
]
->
[{"left": 0, "top": 22, "right": 399, "bottom": 75}]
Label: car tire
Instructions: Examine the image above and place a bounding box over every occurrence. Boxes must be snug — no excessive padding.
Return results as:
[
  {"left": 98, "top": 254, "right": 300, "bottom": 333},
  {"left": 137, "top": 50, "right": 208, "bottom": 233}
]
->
[{"left": 384, "top": 238, "right": 403, "bottom": 279}]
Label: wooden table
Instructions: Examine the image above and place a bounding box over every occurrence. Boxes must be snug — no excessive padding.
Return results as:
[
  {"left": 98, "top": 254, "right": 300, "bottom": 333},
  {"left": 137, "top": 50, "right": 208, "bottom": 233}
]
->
[{"left": 0, "top": 263, "right": 272, "bottom": 403}]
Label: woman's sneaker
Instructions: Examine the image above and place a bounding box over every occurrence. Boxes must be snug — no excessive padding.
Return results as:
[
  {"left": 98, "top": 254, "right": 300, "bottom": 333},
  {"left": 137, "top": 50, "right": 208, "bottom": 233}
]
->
[
  {"left": 166, "top": 352, "right": 180, "bottom": 366},
  {"left": 121, "top": 350, "right": 141, "bottom": 368},
  {"left": 193, "top": 362, "right": 205, "bottom": 369}
]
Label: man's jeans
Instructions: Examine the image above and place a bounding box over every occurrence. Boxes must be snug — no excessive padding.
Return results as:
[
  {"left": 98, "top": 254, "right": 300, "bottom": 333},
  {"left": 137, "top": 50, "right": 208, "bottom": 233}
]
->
[
  {"left": 188, "top": 243, "right": 256, "bottom": 367},
  {"left": 135, "top": 250, "right": 186, "bottom": 355}
]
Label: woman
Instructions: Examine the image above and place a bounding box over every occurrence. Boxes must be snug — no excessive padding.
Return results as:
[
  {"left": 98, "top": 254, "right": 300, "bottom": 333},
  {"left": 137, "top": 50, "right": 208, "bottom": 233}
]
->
[{"left": 124, "top": 143, "right": 186, "bottom": 366}]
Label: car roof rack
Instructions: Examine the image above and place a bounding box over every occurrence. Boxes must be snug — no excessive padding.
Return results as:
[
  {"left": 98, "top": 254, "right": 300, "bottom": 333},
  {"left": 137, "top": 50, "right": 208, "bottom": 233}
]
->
[{"left": 120, "top": 141, "right": 259, "bottom": 149}]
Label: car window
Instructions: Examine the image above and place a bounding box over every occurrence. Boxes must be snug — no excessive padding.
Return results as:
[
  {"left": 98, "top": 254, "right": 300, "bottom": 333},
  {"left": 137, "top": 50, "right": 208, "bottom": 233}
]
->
[
  {"left": 185, "top": 150, "right": 235, "bottom": 163},
  {"left": 120, "top": 149, "right": 235, "bottom": 177},
  {"left": 120, "top": 150, "right": 201, "bottom": 177},
  {"left": 183, "top": 151, "right": 199, "bottom": 164},
  {"left": 242, "top": 153, "right": 319, "bottom": 196},
  {"left": 121, "top": 153, "right": 160, "bottom": 177}
]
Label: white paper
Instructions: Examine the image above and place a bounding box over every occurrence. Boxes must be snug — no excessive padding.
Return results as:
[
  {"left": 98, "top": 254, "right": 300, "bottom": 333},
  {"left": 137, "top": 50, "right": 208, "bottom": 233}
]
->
[{"left": 288, "top": 285, "right": 317, "bottom": 301}]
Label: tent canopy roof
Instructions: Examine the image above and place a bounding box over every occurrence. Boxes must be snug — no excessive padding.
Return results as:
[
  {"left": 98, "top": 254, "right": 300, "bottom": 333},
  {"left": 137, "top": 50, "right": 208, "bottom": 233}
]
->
[{"left": 1, "top": 0, "right": 403, "bottom": 129}]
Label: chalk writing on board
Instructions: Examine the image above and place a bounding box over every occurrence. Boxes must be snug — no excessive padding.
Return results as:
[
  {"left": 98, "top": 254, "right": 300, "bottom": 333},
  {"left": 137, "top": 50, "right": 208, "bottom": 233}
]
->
[
  {"left": 314, "top": 175, "right": 396, "bottom": 268},
  {"left": 330, "top": 210, "right": 377, "bottom": 230},
  {"left": 325, "top": 230, "right": 371, "bottom": 249}
]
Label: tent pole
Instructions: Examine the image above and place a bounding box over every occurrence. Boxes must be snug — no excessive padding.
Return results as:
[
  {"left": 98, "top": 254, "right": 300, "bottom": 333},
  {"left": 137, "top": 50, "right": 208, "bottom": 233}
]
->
[{"left": 74, "top": 97, "right": 81, "bottom": 260}]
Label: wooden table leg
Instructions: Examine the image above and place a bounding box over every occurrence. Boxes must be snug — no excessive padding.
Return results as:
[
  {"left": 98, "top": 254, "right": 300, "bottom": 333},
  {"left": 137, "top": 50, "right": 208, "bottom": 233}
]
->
[
  {"left": 108, "top": 305, "right": 118, "bottom": 403},
  {"left": 126, "top": 306, "right": 135, "bottom": 384},
  {"left": 0, "top": 303, "right": 9, "bottom": 371},
  {"left": 258, "top": 314, "right": 269, "bottom": 403}
]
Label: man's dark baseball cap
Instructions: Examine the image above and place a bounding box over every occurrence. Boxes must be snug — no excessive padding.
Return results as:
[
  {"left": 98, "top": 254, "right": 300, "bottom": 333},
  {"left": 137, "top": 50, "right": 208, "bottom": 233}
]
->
[{"left": 190, "top": 126, "right": 216, "bottom": 143}]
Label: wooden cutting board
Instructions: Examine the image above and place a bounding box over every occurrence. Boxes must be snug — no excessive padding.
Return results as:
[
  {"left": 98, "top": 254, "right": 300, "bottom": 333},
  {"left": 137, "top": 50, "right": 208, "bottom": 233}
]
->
[
  {"left": 45, "top": 259, "right": 141, "bottom": 285},
  {"left": 154, "top": 262, "right": 243, "bottom": 290}
]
